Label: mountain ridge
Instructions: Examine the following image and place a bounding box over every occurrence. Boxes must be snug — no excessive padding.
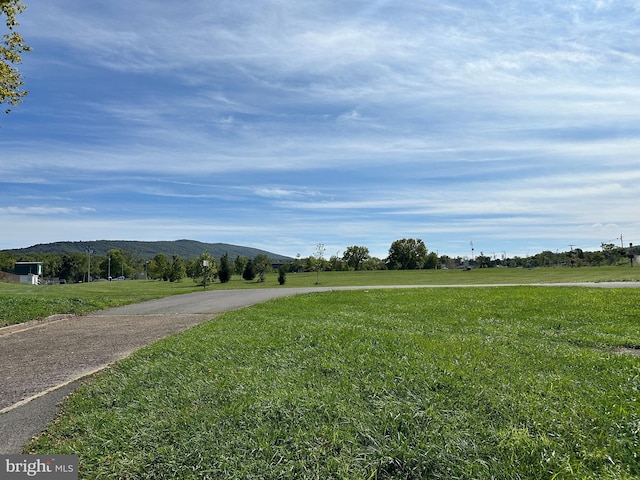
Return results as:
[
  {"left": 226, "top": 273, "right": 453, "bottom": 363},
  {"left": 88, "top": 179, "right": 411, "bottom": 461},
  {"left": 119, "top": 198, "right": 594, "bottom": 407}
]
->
[{"left": 4, "top": 239, "right": 292, "bottom": 261}]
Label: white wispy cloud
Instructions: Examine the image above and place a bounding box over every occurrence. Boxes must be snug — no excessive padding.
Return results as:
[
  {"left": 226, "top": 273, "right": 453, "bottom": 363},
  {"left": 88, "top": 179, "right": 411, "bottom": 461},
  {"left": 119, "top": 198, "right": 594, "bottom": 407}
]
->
[
  {"left": 3, "top": 0, "right": 640, "bottom": 257},
  {"left": 0, "top": 206, "right": 95, "bottom": 216}
]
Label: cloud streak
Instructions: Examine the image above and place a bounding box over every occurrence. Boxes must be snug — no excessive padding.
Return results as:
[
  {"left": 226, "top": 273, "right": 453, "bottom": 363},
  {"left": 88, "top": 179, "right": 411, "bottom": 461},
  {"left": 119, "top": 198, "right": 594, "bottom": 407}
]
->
[{"left": 2, "top": 0, "right": 640, "bottom": 258}]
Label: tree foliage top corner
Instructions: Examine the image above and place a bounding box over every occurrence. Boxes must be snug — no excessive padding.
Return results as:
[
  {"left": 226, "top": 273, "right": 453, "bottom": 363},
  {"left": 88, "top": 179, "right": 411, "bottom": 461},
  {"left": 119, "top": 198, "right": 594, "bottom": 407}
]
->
[{"left": 1, "top": 0, "right": 30, "bottom": 115}]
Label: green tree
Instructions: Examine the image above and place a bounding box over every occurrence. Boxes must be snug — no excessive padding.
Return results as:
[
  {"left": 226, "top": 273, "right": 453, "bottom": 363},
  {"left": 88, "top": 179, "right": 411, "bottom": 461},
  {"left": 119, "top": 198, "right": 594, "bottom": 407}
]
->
[
  {"left": 601, "top": 243, "right": 626, "bottom": 265},
  {"left": 329, "top": 254, "right": 346, "bottom": 271},
  {"left": 100, "top": 249, "right": 131, "bottom": 279},
  {"left": 189, "top": 251, "right": 217, "bottom": 286},
  {"left": 475, "top": 251, "right": 492, "bottom": 268},
  {"left": 424, "top": 251, "right": 439, "bottom": 269},
  {"left": 168, "top": 255, "right": 185, "bottom": 282},
  {"left": 342, "top": 245, "right": 370, "bottom": 271},
  {"left": 254, "top": 254, "right": 272, "bottom": 282},
  {"left": 439, "top": 255, "right": 454, "bottom": 269},
  {"left": 44, "top": 253, "right": 63, "bottom": 278},
  {"left": 277, "top": 265, "right": 286, "bottom": 285},
  {"left": 185, "top": 258, "right": 198, "bottom": 279},
  {"left": 1, "top": 0, "right": 30, "bottom": 116},
  {"left": 303, "top": 256, "right": 316, "bottom": 272},
  {"left": 148, "top": 253, "right": 170, "bottom": 280},
  {"left": 242, "top": 259, "right": 256, "bottom": 281},
  {"left": 218, "top": 252, "right": 232, "bottom": 283},
  {"left": 52, "top": 253, "right": 86, "bottom": 282},
  {"left": 234, "top": 255, "right": 248, "bottom": 275},
  {"left": 585, "top": 250, "right": 605, "bottom": 266},
  {"left": 386, "top": 238, "right": 428, "bottom": 270},
  {"left": 362, "top": 256, "right": 385, "bottom": 270},
  {"left": 0, "top": 250, "right": 15, "bottom": 272}
]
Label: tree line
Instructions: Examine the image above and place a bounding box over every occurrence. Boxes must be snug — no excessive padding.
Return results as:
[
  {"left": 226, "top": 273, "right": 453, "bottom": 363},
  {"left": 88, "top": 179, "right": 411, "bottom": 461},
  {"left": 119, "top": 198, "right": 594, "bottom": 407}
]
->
[
  {"left": 298, "top": 240, "right": 640, "bottom": 272},
  {"left": 2, "top": 238, "right": 638, "bottom": 284},
  {"left": 0, "top": 249, "right": 279, "bottom": 284}
]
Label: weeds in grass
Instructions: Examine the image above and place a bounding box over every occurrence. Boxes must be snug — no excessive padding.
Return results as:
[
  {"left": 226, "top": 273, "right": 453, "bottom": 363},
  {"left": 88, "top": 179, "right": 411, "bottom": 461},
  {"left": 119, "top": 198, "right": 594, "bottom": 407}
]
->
[{"left": 27, "top": 287, "right": 640, "bottom": 479}]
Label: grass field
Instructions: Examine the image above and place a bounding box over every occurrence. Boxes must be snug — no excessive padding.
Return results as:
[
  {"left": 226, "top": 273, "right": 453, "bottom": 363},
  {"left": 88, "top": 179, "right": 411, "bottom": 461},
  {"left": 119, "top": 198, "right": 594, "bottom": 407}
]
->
[
  {"left": 2, "top": 265, "right": 640, "bottom": 327},
  {"left": 0, "top": 279, "right": 201, "bottom": 327},
  {"left": 26, "top": 286, "right": 640, "bottom": 479}
]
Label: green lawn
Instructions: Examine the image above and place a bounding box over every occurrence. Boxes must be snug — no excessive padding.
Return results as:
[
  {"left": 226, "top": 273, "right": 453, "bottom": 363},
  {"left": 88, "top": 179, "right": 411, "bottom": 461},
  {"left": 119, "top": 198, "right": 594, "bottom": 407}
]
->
[
  {"left": 27, "top": 287, "right": 640, "bottom": 479},
  {"left": 2, "top": 265, "right": 640, "bottom": 327},
  {"left": 0, "top": 279, "right": 202, "bottom": 327},
  {"left": 285, "top": 265, "right": 640, "bottom": 286}
]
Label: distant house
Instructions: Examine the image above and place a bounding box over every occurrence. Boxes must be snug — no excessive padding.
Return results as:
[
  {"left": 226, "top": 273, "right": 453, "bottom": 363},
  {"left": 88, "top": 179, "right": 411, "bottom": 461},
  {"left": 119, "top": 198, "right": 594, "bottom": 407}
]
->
[
  {"left": 14, "top": 261, "right": 43, "bottom": 276},
  {"left": 14, "top": 262, "right": 43, "bottom": 285}
]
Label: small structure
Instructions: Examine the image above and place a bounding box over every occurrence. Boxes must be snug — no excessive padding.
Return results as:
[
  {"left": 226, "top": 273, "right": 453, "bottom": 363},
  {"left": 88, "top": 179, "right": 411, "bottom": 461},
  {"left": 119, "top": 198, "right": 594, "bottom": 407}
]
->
[{"left": 14, "top": 262, "right": 43, "bottom": 285}]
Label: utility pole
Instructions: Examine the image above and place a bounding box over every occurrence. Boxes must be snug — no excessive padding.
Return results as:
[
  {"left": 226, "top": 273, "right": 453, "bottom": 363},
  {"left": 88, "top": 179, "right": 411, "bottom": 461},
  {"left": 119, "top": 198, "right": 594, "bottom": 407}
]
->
[{"left": 86, "top": 247, "right": 93, "bottom": 282}]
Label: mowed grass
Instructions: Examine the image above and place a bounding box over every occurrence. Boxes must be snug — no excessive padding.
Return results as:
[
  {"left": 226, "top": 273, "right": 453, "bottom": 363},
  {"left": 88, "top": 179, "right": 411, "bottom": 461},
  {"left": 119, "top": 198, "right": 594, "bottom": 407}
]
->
[
  {"left": 0, "top": 280, "right": 214, "bottom": 327},
  {"left": 28, "top": 287, "right": 640, "bottom": 479},
  {"left": 2, "top": 265, "right": 640, "bottom": 327},
  {"left": 281, "top": 265, "right": 640, "bottom": 287}
]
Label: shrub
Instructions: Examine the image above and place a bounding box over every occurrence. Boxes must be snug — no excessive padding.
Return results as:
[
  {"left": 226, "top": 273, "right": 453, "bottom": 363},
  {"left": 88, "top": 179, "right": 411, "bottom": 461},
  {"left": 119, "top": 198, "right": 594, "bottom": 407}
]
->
[{"left": 242, "top": 259, "right": 256, "bottom": 281}]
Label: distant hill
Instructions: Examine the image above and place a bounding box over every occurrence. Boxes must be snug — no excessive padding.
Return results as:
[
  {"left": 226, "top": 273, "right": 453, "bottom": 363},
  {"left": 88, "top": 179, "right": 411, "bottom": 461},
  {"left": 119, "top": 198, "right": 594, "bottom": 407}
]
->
[{"left": 5, "top": 240, "right": 293, "bottom": 261}]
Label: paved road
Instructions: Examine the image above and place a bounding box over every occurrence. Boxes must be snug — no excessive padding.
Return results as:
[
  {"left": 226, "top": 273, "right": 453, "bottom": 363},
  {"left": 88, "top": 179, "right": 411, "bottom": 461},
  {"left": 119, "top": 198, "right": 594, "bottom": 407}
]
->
[
  {"left": 1, "top": 283, "right": 638, "bottom": 453},
  {"left": 0, "top": 287, "right": 343, "bottom": 453}
]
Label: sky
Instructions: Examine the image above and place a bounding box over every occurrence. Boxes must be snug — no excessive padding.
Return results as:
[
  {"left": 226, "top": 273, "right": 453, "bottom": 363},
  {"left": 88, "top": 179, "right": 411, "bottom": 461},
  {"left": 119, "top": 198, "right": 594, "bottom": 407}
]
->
[{"left": 2, "top": 0, "right": 640, "bottom": 260}]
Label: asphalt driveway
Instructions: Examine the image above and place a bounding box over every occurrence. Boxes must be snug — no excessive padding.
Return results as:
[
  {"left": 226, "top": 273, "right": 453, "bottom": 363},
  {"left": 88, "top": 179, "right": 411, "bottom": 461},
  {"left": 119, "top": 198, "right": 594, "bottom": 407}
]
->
[{"left": 0, "top": 287, "right": 333, "bottom": 453}]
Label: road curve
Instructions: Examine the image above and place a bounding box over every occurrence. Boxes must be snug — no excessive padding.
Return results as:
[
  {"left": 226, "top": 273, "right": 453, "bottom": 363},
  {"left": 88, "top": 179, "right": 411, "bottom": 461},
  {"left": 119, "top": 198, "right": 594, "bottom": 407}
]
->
[
  {"left": 1, "top": 283, "right": 639, "bottom": 453},
  {"left": 0, "top": 287, "right": 343, "bottom": 453}
]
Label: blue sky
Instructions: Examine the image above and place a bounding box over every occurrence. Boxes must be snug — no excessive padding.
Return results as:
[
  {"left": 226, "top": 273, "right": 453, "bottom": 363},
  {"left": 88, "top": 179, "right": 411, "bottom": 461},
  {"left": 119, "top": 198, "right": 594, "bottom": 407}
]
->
[{"left": 2, "top": 1, "right": 640, "bottom": 259}]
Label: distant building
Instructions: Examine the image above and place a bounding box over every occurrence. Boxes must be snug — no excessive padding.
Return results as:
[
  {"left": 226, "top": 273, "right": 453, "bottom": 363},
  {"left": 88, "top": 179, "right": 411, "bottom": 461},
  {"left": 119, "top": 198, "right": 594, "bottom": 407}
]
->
[
  {"left": 14, "top": 262, "right": 43, "bottom": 276},
  {"left": 14, "top": 262, "right": 43, "bottom": 285}
]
